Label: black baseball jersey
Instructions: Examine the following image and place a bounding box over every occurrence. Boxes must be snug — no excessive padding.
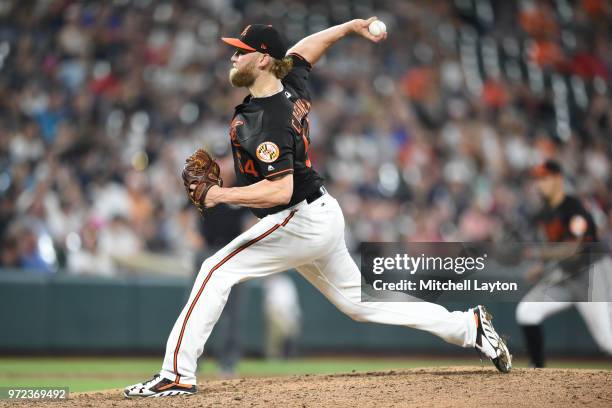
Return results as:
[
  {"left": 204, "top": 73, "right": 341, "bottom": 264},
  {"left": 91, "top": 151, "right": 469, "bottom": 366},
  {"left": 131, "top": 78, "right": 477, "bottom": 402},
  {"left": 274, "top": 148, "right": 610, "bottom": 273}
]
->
[
  {"left": 535, "top": 195, "right": 603, "bottom": 272},
  {"left": 228, "top": 53, "right": 324, "bottom": 218},
  {"left": 535, "top": 195, "right": 598, "bottom": 242}
]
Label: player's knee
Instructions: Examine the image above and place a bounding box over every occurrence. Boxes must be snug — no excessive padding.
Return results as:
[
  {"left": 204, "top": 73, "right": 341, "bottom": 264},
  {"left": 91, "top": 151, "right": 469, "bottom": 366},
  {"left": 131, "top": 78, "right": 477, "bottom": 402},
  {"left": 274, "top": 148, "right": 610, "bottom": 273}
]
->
[
  {"left": 197, "top": 259, "right": 240, "bottom": 288},
  {"left": 213, "top": 268, "right": 241, "bottom": 287},
  {"left": 345, "top": 311, "right": 367, "bottom": 322},
  {"left": 336, "top": 299, "right": 369, "bottom": 322},
  {"left": 197, "top": 257, "right": 216, "bottom": 276},
  {"left": 346, "top": 310, "right": 368, "bottom": 322},
  {"left": 516, "top": 302, "right": 544, "bottom": 325}
]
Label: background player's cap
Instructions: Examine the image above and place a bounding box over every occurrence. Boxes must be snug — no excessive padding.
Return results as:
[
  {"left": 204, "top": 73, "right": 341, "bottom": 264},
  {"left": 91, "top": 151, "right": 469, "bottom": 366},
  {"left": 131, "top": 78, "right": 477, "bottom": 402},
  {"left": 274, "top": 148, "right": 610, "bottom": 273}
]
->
[
  {"left": 531, "top": 159, "right": 563, "bottom": 178},
  {"left": 221, "top": 24, "right": 287, "bottom": 59}
]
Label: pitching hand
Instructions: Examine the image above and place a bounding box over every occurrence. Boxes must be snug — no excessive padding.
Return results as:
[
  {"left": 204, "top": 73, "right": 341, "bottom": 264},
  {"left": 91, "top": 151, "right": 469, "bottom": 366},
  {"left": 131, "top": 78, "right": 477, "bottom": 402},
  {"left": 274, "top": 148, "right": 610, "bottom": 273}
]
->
[{"left": 349, "top": 17, "right": 387, "bottom": 42}]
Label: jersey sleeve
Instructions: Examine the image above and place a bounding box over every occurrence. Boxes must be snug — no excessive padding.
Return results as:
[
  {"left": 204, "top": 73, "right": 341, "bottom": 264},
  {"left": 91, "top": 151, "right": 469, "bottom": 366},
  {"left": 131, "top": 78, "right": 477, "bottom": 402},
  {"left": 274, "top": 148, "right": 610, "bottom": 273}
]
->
[
  {"left": 282, "top": 53, "right": 312, "bottom": 101},
  {"left": 246, "top": 129, "right": 295, "bottom": 179},
  {"left": 566, "top": 206, "right": 595, "bottom": 241}
]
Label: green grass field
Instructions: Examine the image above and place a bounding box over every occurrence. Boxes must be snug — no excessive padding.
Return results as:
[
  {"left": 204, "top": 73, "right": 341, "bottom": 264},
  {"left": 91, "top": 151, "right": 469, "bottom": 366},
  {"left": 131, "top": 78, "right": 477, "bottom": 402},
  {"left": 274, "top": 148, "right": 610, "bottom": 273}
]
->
[{"left": 1, "top": 357, "right": 611, "bottom": 392}]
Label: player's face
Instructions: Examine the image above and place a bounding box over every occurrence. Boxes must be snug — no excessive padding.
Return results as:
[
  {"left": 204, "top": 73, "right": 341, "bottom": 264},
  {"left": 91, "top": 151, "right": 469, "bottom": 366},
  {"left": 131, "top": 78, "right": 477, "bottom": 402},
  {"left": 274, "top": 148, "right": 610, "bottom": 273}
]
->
[
  {"left": 229, "top": 49, "right": 258, "bottom": 87},
  {"left": 535, "top": 175, "right": 562, "bottom": 200}
]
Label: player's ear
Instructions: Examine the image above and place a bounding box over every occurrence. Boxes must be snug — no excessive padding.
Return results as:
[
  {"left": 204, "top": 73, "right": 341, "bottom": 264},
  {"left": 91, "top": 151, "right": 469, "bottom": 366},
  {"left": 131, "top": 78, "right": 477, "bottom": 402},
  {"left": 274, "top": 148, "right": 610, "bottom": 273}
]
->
[{"left": 258, "top": 53, "right": 271, "bottom": 69}]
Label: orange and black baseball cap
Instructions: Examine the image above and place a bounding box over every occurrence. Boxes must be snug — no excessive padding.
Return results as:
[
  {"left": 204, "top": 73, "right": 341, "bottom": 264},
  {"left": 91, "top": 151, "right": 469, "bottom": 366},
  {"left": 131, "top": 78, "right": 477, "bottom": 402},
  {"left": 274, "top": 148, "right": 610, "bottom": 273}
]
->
[
  {"left": 531, "top": 159, "right": 563, "bottom": 178},
  {"left": 221, "top": 24, "right": 287, "bottom": 59}
]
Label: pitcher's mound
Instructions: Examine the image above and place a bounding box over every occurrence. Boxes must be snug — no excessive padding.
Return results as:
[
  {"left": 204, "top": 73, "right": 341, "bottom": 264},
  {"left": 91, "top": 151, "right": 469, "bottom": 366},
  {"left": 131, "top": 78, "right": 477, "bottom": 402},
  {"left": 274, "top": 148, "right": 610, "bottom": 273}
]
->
[{"left": 9, "top": 367, "right": 612, "bottom": 407}]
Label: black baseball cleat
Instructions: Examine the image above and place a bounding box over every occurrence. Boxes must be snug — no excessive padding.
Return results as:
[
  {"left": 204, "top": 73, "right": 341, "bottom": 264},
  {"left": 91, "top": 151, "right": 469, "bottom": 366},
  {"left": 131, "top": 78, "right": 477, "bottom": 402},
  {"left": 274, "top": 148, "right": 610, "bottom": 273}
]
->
[
  {"left": 473, "top": 305, "right": 512, "bottom": 373},
  {"left": 123, "top": 374, "right": 197, "bottom": 398}
]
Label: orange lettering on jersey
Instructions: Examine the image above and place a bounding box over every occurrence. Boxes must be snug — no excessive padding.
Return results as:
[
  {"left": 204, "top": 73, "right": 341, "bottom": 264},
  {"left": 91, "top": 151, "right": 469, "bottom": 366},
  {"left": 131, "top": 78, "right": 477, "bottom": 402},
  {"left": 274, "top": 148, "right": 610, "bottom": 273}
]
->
[
  {"left": 235, "top": 151, "right": 245, "bottom": 173},
  {"left": 301, "top": 117, "right": 312, "bottom": 168},
  {"left": 543, "top": 218, "right": 565, "bottom": 241},
  {"left": 235, "top": 144, "right": 260, "bottom": 178},
  {"left": 243, "top": 159, "right": 259, "bottom": 177},
  {"left": 290, "top": 99, "right": 311, "bottom": 133},
  {"left": 230, "top": 118, "right": 244, "bottom": 147},
  {"left": 291, "top": 99, "right": 313, "bottom": 168}
]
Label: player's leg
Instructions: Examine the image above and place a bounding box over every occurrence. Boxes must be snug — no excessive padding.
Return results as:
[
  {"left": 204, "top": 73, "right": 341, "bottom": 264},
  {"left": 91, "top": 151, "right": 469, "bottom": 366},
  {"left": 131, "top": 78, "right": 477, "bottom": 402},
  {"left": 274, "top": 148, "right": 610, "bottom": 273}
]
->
[
  {"left": 125, "top": 208, "right": 305, "bottom": 397},
  {"left": 516, "top": 277, "right": 573, "bottom": 367},
  {"left": 295, "top": 258, "right": 476, "bottom": 346},
  {"left": 159, "top": 209, "right": 307, "bottom": 385},
  {"left": 126, "top": 197, "right": 345, "bottom": 397},
  {"left": 574, "top": 302, "right": 612, "bottom": 354},
  {"left": 575, "top": 256, "right": 612, "bottom": 355},
  {"left": 516, "top": 302, "right": 571, "bottom": 367},
  {"left": 295, "top": 195, "right": 510, "bottom": 371}
]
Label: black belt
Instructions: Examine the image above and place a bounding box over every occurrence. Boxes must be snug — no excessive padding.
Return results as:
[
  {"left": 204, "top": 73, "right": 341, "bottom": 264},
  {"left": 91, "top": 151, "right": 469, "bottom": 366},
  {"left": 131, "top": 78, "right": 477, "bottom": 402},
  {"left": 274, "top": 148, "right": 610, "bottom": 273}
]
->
[{"left": 306, "top": 186, "right": 327, "bottom": 204}]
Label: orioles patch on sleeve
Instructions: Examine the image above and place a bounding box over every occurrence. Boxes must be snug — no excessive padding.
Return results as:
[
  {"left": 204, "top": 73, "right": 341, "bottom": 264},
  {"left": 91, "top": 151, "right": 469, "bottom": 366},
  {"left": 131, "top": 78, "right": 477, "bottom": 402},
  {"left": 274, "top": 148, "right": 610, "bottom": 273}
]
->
[
  {"left": 569, "top": 215, "right": 588, "bottom": 237},
  {"left": 256, "top": 141, "right": 280, "bottom": 163}
]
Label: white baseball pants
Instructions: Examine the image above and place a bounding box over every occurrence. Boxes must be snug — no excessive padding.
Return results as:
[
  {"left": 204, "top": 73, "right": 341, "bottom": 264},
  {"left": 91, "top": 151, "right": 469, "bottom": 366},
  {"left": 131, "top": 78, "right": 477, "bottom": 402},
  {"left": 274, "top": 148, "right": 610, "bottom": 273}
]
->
[
  {"left": 516, "top": 256, "right": 612, "bottom": 354},
  {"left": 160, "top": 193, "right": 477, "bottom": 384}
]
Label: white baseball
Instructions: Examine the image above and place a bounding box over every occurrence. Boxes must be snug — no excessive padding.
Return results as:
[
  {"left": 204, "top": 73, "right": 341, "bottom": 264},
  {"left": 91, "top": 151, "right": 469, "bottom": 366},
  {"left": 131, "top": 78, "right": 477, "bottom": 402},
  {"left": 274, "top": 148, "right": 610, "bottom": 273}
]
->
[{"left": 368, "top": 20, "right": 386, "bottom": 36}]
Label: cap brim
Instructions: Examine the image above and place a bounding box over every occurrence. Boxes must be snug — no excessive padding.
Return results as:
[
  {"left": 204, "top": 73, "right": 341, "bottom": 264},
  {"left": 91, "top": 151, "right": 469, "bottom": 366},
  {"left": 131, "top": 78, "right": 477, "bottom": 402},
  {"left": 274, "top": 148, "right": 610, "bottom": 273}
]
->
[
  {"left": 531, "top": 166, "right": 557, "bottom": 178},
  {"left": 221, "top": 37, "right": 256, "bottom": 52},
  {"left": 531, "top": 166, "right": 548, "bottom": 178}
]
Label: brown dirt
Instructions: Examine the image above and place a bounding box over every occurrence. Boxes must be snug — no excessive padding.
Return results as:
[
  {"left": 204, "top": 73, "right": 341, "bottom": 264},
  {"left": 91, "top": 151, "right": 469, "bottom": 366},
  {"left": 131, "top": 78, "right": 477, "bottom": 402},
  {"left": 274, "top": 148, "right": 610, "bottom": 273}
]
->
[{"left": 3, "top": 367, "right": 611, "bottom": 408}]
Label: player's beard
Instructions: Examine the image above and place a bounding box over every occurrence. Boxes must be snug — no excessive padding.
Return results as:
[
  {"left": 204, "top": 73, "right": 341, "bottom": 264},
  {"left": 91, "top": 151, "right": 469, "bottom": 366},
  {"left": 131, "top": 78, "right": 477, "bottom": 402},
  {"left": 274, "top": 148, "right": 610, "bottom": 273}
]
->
[{"left": 229, "top": 60, "right": 257, "bottom": 88}]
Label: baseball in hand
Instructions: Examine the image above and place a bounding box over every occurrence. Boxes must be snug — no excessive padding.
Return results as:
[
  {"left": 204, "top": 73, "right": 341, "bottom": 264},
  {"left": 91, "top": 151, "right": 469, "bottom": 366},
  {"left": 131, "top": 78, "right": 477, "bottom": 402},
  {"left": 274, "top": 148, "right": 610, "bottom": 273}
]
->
[{"left": 368, "top": 20, "right": 386, "bottom": 36}]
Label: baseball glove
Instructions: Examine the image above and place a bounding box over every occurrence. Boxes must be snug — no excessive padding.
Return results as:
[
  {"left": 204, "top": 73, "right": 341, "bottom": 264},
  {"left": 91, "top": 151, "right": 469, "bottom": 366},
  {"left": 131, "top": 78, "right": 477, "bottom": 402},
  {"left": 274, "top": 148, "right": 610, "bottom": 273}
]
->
[{"left": 182, "top": 148, "right": 223, "bottom": 214}]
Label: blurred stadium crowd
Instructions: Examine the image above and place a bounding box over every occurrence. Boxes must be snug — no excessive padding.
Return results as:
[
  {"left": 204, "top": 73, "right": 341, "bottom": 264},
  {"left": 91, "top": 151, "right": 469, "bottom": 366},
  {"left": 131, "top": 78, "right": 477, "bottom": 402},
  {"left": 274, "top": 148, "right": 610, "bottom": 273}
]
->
[{"left": 0, "top": 0, "right": 611, "bottom": 276}]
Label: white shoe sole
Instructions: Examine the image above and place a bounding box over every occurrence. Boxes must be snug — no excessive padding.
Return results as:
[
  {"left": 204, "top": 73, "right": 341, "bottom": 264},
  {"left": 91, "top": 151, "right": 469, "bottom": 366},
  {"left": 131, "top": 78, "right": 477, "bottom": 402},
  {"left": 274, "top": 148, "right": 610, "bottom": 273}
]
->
[
  {"left": 477, "top": 306, "right": 512, "bottom": 373},
  {"left": 123, "top": 389, "right": 195, "bottom": 398}
]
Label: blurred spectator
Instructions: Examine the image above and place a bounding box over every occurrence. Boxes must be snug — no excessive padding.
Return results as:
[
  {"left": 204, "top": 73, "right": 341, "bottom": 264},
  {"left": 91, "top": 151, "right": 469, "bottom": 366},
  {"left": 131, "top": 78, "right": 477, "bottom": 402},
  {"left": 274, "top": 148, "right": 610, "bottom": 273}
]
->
[
  {"left": 66, "top": 222, "right": 115, "bottom": 277},
  {"left": 98, "top": 215, "right": 142, "bottom": 264},
  {"left": 15, "top": 223, "right": 56, "bottom": 273},
  {"left": 0, "top": 235, "right": 19, "bottom": 269}
]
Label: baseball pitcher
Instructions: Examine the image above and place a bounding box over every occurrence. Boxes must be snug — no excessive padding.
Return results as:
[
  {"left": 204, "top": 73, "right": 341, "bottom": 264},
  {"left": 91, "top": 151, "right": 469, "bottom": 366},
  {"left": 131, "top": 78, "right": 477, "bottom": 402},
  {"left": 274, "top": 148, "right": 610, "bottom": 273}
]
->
[
  {"left": 124, "top": 18, "right": 511, "bottom": 398},
  {"left": 516, "top": 160, "right": 612, "bottom": 367}
]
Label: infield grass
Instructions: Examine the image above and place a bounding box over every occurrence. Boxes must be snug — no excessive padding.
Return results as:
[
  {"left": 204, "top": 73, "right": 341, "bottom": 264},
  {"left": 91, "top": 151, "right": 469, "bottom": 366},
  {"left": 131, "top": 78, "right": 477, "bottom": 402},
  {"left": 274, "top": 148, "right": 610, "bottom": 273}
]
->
[{"left": 0, "top": 356, "right": 611, "bottom": 392}]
